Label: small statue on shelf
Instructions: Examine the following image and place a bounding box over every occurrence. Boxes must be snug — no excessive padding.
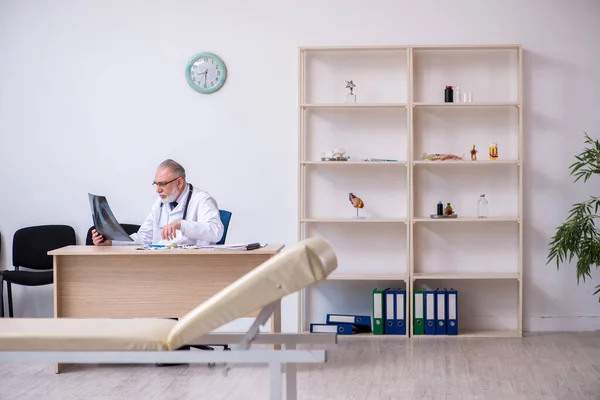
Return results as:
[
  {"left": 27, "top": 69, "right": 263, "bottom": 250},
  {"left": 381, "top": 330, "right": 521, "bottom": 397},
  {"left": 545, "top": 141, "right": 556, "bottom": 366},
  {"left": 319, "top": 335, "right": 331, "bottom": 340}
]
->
[
  {"left": 345, "top": 80, "right": 356, "bottom": 103},
  {"left": 349, "top": 192, "right": 365, "bottom": 219},
  {"left": 470, "top": 144, "right": 478, "bottom": 161},
  {"left": 321, "top": 147, "right": 348, "bottom": 161}
]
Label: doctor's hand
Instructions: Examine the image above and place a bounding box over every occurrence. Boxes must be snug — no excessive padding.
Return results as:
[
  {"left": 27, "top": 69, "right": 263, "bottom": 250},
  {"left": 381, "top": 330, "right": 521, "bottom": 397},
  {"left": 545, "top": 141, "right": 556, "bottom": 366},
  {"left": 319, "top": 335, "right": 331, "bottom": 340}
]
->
[
  {"left": 91, "top": 229, "right": 112, "bottom": 246},
  {"left": 161, "top": 221, "right": 182, "bottom": 241}
]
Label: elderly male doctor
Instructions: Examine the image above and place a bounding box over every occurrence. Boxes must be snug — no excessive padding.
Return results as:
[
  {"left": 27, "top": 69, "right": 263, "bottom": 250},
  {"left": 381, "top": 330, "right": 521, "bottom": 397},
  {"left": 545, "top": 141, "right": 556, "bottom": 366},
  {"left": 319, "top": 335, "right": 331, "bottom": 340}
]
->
[{"left": 92, "top": 159, "right": 224, "bottom": 246}]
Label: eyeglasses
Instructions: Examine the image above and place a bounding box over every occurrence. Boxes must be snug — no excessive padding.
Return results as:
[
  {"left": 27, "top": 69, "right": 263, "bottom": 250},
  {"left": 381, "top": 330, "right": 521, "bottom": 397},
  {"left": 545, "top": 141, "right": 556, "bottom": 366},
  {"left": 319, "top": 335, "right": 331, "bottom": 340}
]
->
[{"left": 152, "top": 177, "right": 180, "bottom": 188}]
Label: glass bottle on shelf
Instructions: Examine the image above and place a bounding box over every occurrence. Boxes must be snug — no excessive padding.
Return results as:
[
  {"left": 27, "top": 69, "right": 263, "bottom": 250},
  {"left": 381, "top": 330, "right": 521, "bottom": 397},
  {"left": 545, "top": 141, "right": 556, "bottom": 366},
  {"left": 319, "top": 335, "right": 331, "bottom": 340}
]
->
[
  {"left": 477, "top": 194, "right": 488, "bottom": 218},
  {"left": 444, "top": 203, "right": 453, "bottom": 216}
]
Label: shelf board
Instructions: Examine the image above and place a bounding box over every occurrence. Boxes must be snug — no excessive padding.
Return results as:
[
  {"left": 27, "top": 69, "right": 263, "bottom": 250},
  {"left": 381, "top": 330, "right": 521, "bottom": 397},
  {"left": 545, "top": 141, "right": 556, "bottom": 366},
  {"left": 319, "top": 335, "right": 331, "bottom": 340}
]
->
[
  {"left": 299, "top": 45, "right": 519, "bottom": 52},
  {"left": 413, "top": 160, "right": 519, "bottom": 166},
  {"left": 301, "top": 103, "right": 407, "bottom": 109},
  {"left": 412, "top": 329, "right": 521, "bottom": 338},
  {"left": 301, "top": 331, "right": 408, "bottom": 339},
  {"left": 412, "top": 272, "right": 519, "bottom": 280},
  {"left": 413, "top": 102, "right": 519, "bottom": 107},
  {"left": 301, "top": 161, "right": 407, "bottom": 166},
  {"left": 299, "top": 45, "right": 409, "bottom": 52},
  {"left": 338, "top": 332, "right": 408, "bottom": 339},
  {"left": 328, "top": 273, "right": 408, "bottom": 281},
  {"left": 413, "top": 216, "right": 519, "bottom": 223},
  {"left": 411, "top": 44, "right": 521, "bottom": 51},
  {"left": 301, "top": 218, "right": 407, "bottom": 224}
]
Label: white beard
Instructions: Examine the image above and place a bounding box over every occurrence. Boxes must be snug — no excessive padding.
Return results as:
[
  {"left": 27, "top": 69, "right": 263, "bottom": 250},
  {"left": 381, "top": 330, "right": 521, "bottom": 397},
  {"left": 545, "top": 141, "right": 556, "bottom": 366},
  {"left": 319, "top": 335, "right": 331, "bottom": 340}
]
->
[{"left": 160, "top": 191, "right": 179, "bottom": 204}]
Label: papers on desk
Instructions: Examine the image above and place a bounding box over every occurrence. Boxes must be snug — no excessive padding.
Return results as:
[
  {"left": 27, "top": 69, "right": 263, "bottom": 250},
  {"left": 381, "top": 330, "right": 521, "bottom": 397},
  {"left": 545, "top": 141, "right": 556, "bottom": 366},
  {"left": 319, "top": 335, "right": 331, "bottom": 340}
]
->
[
  {"left": 136, "top": 244, "right": 197, "bottom": 250},
  {"left": 202, "top": 243, "right": 267, "bottom": 251},
  {"left": 135, "top": 243, "right": 267, "bottom": 251}
]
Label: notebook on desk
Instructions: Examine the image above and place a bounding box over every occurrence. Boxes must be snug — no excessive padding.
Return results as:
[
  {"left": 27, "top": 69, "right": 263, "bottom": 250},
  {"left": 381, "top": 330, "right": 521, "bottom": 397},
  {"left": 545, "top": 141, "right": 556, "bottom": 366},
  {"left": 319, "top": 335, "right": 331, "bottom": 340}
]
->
[{"left": 88, "top": 193, "right": 134, "bottom": 242}]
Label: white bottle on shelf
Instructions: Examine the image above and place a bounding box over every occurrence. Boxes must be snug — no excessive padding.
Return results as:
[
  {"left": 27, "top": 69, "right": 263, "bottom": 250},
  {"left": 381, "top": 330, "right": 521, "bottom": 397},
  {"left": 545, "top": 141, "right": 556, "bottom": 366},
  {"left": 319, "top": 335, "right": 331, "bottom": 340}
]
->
[
  {"left": 477, "top": 194, "right": 488, "bottom": 218},
  {"left": 454, "top": 86, "right": 461, "bottom": 103}
]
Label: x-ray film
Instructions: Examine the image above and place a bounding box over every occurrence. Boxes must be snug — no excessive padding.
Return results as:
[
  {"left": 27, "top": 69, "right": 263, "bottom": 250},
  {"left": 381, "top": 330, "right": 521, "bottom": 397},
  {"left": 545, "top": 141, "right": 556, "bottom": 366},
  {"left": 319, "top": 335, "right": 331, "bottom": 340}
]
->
[{"left": 88, "top": 193, "right": 134, "bottom": 242}]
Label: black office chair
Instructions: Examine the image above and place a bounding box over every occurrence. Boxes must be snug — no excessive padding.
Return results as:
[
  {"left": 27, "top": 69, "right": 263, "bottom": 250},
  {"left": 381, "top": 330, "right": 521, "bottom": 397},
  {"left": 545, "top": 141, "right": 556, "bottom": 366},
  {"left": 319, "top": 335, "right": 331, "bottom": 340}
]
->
[
  {"left": 85, "top": 224, "right": 141, "bottom": 245},
  {"left": 1, "top": 225, "right": 76, "bottom": 318}
]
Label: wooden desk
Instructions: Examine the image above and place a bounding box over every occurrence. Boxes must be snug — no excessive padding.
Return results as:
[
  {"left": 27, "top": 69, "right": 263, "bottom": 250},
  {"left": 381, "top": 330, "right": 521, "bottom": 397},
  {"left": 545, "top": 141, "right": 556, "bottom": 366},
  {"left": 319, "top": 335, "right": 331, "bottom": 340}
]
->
[{"left": 49, "top": 244, "right": 284, "bottom": 331}]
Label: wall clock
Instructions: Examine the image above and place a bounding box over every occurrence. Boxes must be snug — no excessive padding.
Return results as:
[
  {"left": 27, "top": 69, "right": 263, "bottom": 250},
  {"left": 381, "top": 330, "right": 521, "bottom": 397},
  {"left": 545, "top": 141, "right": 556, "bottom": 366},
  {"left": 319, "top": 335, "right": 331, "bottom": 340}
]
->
[{"left": 185, "top": 52, "right": 227, "bottom": 94}]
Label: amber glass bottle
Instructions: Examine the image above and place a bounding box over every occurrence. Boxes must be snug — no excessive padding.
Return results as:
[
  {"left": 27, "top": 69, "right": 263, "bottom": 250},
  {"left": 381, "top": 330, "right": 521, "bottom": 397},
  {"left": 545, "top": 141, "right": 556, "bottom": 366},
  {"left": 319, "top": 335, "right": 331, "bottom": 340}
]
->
[{"left": 445, "top": 203, "right": 454, "bottom": 216}]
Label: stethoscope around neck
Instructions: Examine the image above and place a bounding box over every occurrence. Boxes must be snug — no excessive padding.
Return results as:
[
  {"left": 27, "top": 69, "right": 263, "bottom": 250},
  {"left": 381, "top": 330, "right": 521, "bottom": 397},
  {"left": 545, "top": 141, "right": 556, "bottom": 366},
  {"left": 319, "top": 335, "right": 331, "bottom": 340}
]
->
[{"left": 160, "top": 183, "right": 193, "bottom": 220}]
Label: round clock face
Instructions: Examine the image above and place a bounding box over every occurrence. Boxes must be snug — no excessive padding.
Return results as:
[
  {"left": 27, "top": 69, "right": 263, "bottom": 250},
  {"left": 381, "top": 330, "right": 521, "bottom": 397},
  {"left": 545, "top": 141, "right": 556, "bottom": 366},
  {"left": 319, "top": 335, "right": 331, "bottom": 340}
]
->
[{"left": 185, "top": 52, "right": 227, "bottom": 94}]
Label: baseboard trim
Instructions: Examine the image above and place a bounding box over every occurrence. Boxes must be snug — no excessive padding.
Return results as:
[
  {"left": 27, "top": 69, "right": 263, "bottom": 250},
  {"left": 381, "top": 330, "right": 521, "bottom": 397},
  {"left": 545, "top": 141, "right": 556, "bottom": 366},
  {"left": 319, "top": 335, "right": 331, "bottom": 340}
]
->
[{"left": 525, "top": 316, "right": 600, "bottom": 332}]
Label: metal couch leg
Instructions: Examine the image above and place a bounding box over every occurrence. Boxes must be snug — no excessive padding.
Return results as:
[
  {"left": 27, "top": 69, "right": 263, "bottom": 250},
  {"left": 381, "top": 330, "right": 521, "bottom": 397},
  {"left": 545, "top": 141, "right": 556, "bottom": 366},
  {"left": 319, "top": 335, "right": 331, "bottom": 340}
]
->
[
  {"left": 0, "top": 275, "right": 4, "bottom": 318},
  {"left": 284, "top": 344, "right": 297, "bottom": 400},
  {"left": 269, "top": 362, "right": 283, "bottom": 400}
]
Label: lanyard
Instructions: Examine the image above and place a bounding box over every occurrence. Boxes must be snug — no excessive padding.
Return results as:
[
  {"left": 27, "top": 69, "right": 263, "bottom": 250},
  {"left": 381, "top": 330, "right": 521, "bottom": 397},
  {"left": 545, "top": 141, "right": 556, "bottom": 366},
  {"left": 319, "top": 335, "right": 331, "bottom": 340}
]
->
[{"left": 182, "top": 183, "right": 193, "bottom": 220}]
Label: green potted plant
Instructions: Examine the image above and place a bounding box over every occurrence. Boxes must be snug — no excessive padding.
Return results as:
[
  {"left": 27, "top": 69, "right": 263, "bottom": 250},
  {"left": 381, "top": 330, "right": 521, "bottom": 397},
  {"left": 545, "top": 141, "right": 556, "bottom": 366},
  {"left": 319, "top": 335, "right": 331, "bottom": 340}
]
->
[{"left": 547, "top": 132, "right": 600, "bottom": 301}]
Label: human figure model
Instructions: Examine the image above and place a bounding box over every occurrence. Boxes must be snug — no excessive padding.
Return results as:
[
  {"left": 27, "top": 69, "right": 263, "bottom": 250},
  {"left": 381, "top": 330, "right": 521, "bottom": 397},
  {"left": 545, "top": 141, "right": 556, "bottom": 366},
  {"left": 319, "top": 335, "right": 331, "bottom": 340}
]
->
[
  {"left": 345, "top": 80, "right": 356, "bottom": 96},
  {"left": 470, "top": 144, "right": 478, "bottom": 161},
  {"left": 345, "top": 80, "right": 357, "bottom": 103},
  {"left": 349, "top": 192, "right": 365, "bottom": 218}
]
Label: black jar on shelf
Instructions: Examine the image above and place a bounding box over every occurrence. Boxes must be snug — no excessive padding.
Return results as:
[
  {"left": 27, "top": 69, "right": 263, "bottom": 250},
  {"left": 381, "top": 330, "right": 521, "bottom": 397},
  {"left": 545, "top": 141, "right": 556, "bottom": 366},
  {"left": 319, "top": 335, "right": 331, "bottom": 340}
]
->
[{"left": 444, "top": 85, "right": 453, "bottom": 102}]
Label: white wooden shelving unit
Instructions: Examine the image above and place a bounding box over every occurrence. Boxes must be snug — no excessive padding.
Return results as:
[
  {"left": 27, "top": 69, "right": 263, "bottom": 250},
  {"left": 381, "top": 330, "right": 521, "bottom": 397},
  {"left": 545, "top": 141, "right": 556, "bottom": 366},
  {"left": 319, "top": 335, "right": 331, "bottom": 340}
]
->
[{"left": 297, "top": 44, "right": 523, "bottom": 339}]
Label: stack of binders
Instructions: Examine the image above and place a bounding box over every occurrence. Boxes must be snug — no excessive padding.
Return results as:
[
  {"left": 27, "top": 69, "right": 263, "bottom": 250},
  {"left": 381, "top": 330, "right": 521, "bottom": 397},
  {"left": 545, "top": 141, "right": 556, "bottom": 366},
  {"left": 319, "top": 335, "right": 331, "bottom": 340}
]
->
[
  {"left": 309, "top": 314, "right": 372, "bottom": 335},
  {"left": 372, "top": 288, "right": 407, "bottom": 335},
  {"left": 413, "top": 288, "right": 458, "bottom": 335}
]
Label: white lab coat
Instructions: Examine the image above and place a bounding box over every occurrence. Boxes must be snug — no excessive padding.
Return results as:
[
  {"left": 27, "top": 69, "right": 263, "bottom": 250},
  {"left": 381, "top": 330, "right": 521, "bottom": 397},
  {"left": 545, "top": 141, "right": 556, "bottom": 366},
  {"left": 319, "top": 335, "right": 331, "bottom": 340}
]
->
[{"left": 116, "top": 183, "right": 224, "bottom": 246}]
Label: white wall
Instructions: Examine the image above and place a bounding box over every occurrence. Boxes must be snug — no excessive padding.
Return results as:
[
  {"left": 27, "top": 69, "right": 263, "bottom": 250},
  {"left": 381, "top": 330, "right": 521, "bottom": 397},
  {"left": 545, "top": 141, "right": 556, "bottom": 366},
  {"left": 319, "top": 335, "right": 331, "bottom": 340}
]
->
[{"left": 0, "top": 0, "right": 599, "bottom": 331}]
